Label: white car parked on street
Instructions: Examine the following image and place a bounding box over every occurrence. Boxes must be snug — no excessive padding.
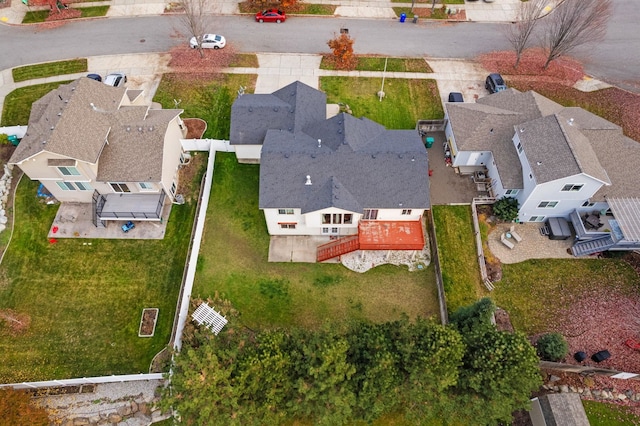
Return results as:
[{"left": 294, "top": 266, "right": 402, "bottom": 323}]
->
[{"left": 189, "top": 34, "right": 226, "bottom": 49}]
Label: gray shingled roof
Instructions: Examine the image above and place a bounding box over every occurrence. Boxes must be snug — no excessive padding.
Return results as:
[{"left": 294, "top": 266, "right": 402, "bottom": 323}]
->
[
  {"left": 9, "top": 77, "right": 183, "bottom": 183},
  {"left": 229, "top": 81, "right": 326, "bottom": 146},
  {"left": 259, "top": 113, "right": 430, "bottom": 213}
]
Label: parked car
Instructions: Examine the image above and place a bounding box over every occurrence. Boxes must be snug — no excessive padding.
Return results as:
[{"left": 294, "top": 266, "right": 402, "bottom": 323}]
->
[
  {"left": 104, "top": 72, "right": 127, "bottom": 87},
  {"left": 256, "top": 9, "right": 286, "bottom": 23},
  {"left": 448, "top": 92, "right": 464, "bottom": 102},
  {"left": 485, "top": 73, "right": 507, "bottom": 94},
  {"left": 87, "top": 73, "right": 102, "bottom": 82},
  {"left": 189, "top": 34, "right": 226, "bottom": 49}
]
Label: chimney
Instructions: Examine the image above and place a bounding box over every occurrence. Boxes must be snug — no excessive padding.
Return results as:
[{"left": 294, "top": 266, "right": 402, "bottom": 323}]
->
[{"left": 305, "top": 175, "right": 312, "bottom": 186}]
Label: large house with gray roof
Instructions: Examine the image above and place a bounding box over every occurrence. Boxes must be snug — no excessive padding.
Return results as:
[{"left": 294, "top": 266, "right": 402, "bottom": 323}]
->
[
  {"left": 9, "top": 77, "right": 187, "bottom": 227},
  {"left": 230, "top": 81, "right": 430, "bottom": 258},
  {"left": 444, "top": 88, "right": 640, "bottom": 256}
]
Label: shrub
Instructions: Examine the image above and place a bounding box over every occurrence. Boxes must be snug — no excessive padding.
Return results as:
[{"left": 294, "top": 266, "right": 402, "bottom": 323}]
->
[
  {"left": 536, "top": 332, "right": 568, "bottom": 361},
  {"left": 492, "top": 197, "right": 519, "bottom": 222}
]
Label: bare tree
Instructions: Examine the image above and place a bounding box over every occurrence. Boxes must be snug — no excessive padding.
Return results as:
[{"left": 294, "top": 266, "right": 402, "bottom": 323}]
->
[
  {"left": 504, "top": 0, "right": 547, "bottom": 68},
  {"left": 541, "top": 0, "right": 612, "bottom": 69},
  {"left": 179, "top": 0, "right": 210, "bottom": 58}
]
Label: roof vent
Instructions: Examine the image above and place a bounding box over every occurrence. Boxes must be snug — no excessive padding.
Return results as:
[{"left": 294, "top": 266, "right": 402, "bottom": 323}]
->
[
  {"left": 411, "top": 157, "right": 415, "bottom": 162},
  {"left": 536, "top": 161, "right": 542, "bottom": 166},
  {"left": 50, "top": 126, "right": 54, "bottom": 130},
  {"left": 274, "top": 107, "right": 279, "bottom": 112},
  {"left": 519, "top": 128, "right": 524, "bottom": 133},
  {"left": 148, "top": 126, "right": 154, "bottom": 131},
  {"left": 90, "top": 103, "right": 97, "bottom": 111},
  {"left": 372, "top": 154, "right": 376, "bottom": 159},
  {"left": 284, "top": 153, "right": 289, "bottom": 158},
  {"left": 42, "top": 140, "right": 46, "bottom": 144},
  {"left": 57, "top": 112, "right": 62, "bottom": 116},
  {"left": 490, "top": 128, "right": 494, "bottom": 133},
  {"left": 126, "top": 126, "right": 131, "bottom": 132},
  {"left": 317, "top": 139, "right": 322, "bottom": 148},
  {"left": 248, "top": 107, "right": 253, "bottom": 112},
  {"left": 305, "top": 175, "right": 312, "bottom": 186},
  {"left": 138, "top": 126, "right": 143, "bottom": 132},
  {"left": 568, "top": 118, "right": 574, "bottom": 125}
]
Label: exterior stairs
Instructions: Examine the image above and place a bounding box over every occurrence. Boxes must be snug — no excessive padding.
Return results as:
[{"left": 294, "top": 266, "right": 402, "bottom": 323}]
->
[
  {"left": 570, "top": 235, "right": 615, "bottom": 256},
  {"left": 316, "top": 235, "right": 359, "bottom": 262}
]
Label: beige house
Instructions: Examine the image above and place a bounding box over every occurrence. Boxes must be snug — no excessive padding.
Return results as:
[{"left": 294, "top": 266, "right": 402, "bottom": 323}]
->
[{"left": 9, "top": 77, "right": 187, "bottom": 227}]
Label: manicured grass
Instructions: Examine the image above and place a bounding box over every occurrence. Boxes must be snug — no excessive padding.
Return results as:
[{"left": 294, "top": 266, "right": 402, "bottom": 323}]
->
[
  {"left": 192, "top": 153, "right": 439, "bottom": 330},
  {"left": 584, "top": 400, "right": 640, "bottom": 425},
  {"left": 22, "top": 6, "right": 109, "bottom": 23},
  {"left": 12, "top": 59, "right": 88, "bottom": 83},
  {"left": 320, "top": 77, "right": 444, "bottom": 129},
  {"left": 1, "top": 81, "right": 72, "bottom": 126},
  {"left": 432, "top": 205, "right": 485, "bottom": 312},
  {"left": 0, "top": 179, "right": 196, "bottom": 382},
  {"left": 153, "top": 73, "right": 257, "bottom": 139},
  {"left": 228, "top": 53, "right": 259, "bottom": 68},
  {"left": 321, "top": 56, "right": 433, "bottom": 73},
  {"left": 393, "top": 7, "right": 449, "bottom": 19},
  {"left": 492, "top": 258, "right": 639, "bottom": 335}
]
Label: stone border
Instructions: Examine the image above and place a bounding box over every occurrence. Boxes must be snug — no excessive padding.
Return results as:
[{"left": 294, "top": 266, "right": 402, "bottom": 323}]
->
[{"left": 138, "top": 308, "right": 158, "bottom": 337}]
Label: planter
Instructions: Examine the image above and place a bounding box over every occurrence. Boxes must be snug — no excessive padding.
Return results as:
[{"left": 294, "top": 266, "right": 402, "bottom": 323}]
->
[{"left": 138, "top": 308, "right": 159, "bottom": 337}]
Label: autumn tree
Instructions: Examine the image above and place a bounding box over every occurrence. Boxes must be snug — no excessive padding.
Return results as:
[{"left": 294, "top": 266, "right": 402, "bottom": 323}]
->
[
  {"left": 504, "top": 0, "right": 547, "bottom": 68},
  {"left": 178, "top": 0, "right": 211, "bottom": 58},
  {"left": 540, "top": 0, "right": 612, "bottom": 69},
  {"left": 0, "top": 388, "right": 50, "bottom": 426},
  {"left": 327, "top": 33, "right": 356, "bottom": 71}
]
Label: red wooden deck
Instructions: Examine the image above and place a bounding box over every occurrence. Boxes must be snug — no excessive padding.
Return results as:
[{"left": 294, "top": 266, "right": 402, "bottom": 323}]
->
[
  {"left": 317, "top": 235, "right": 359, "bottom": 262},
  {"left": 358, "top": 220, "right": 425, "bottom": 250}
]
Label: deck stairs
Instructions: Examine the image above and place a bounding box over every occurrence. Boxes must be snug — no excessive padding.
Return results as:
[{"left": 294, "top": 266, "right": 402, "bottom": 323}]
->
[
  {"left": 316, "top": 235, "right": 359, "bottom": 262},
  {"left": 570, "top": 235, "right": 615, "bottom": 256}
]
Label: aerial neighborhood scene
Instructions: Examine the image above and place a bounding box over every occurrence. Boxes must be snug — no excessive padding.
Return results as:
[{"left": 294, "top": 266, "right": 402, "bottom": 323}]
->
[{"left": 1, "top": 0, "right": 640, "bottom": 424}]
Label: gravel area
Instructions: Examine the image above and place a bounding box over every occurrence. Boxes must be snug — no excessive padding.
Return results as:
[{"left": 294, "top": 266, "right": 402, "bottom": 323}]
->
[{"left": 340, "top": 245, "right": 431, "bottom": 273}]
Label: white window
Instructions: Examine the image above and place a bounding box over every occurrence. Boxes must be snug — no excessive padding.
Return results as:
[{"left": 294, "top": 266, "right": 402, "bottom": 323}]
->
[
  {"left": 401, "top": 209, "right": 412, "bottom": 215},
  {"left": 57, "top": 181, "right": 76, "bottom": 191},
  {"left": 322, "top": 213, "right": 351, "bottom": 224},
  {"left": 538, "top": 201, "right": 558, "bottom": 209},
  {"left": 562, "top": 184, "right": 583, "bottom": 192},
  {"left": 278, "top": 209, "right": 294, "bottom": 215},
  {"left": 529, "top": 216, "right": 546, "bottom": 222},
  {"left": 582, "top": 201, "right": 595, "bottom": 208},
  {"left": 505, "top": 189, "right": 519, "bottom": 196},
  {"left": 321, "top": 227, "right": 339, "bottom": 235},
  {"left": 363, "top": 209, "right": 378, "bottom": 220},
  {"left": 57, "top": 166, "right": 80, "bottom": 176},
  {"left": 75, "top": 182, "right": 93, "bottom": 191},
  {"left": 516, "top": 143, "right": 523, "bottom": 154},
  {"left": 139, "top": 182, "right": 154, "bottom": 190},
  {"left": 279, "top": 223, "right": 296, "bottom": 229},
  {"left": 110, "top": 183, "right": 130, "bottom": 193}
]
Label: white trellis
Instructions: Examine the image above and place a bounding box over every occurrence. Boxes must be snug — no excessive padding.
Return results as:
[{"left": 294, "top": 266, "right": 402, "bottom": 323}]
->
[{"left": 191, "top": 303, "right": 228, "bottom": 335}]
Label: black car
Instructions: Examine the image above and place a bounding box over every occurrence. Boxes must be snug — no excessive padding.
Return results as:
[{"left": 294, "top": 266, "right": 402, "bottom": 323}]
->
[
  {"left": 448, "top": 92, "right": 464, "bottom": 102},
  {"left": 485, "top": 73, "right": 507, "bottom": 94},
  {"left": 87, "top": 73, "right": 102, "bottom": 82}
]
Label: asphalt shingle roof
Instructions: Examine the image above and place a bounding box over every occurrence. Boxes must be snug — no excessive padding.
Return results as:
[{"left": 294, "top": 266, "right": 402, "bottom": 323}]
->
[
  {"left": 259, "top": 113, "right": 430, "bottom": 213},
  {"left": 229, "top": 81, "right": 326, "bottom": 146}
]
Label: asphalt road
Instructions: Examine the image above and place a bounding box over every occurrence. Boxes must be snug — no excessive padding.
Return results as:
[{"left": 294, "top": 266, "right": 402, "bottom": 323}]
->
[{"left": 0, "top": 2, "right": 638, "bottom": 91}]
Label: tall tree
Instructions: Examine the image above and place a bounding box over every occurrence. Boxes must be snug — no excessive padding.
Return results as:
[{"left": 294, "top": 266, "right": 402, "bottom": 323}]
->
[
  {"left": 178, "top": 0, "right": 211, "bottom": 58},
  {"left": 505, "top": 0, "right": 547, "bottom": 68},
  {"left": 541, "top": 0, "right": 612, "bottom": 69}
]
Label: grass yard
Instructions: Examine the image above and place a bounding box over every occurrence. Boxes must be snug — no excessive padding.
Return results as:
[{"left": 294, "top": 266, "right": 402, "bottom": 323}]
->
[
  {"left": 491, "top": 258, "right": 639, "bottom": 335},
  {"left": 320, "top": 77, "right": 443, "bottom": 129},
  {"left": 1, "top": 81, "right": 72, "bottom": 126},
  {"left": 432, "top": 205, "right": 485, "bottom": 312},
  {"left": 153, "top": 73, "right": 256, "bottom": 139},
  {"left": 238, "top": 2, "right": 335, "bottom": 15},
  {"left": 12, "top": 59, "right": 87, "bottom": 83},
  {"left": 0, "top": 179, "right": 195, "bottom": 382},
  {"left": 320, "top": 56, "right": 433, "bottom": 73},
  {"left": 22, "top": 6, "right": 109, "bottom": 23},
  {"left": 584, "top": 400, "right": 640, "bottom": 425},
  {"left": 192, "top": 153, "right": 439, "bottom": 330}
]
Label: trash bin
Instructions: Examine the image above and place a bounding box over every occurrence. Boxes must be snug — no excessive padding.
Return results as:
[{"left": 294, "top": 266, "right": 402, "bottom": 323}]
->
[
  {"left": 425, "top": 137, "right": 434, "bottom": 148},
  {"left": 413, "top": 15, "right": 418, "bottom": 24},
  {"left": 7, "top": 135, "right": 19, "bottom": 146},
  {"left": 399, "top": 13, "right": 406, "bottom": 23}
]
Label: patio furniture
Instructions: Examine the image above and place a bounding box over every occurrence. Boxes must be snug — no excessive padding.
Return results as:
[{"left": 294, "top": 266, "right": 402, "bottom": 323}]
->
[
  {"left": 500, "top": 233, "right": 514, "bottom": 249},
  {"left": 591, "top": 350, "right": 611, "bottom": 363},
  {"left": 585, "top": 214, "right": 602, "bottom": 230},
  {"left": 509, "top": 225, "right": 522, "bottom": 242}
]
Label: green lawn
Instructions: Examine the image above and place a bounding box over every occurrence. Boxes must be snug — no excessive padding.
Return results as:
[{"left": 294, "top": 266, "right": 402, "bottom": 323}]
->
[
  {"left": 191, "top": 152, "right": 439, "bottom": 330},
  {"left": 320, "top": 77, "right": 444, "bottom": 129},
  {"left": 12, "top": 59, "right": 87, "bottom": 83},
  {"left": 22, "top": 6, "right": 109, "bottom": 23},
  {"left": 0, "top": 179, "right": 195, "bottom": 382},
  {"left": 584, "top": 400, "right": 640, "bottom": 425},
  {"left": 238, "top": 2, "right": 335, "bottom": 15},
  {"left": 432, "top": 205, "right": 485, "bottom": 312},
  {"left": 321, "top": 56, "right": 433, "bottom": 73}
]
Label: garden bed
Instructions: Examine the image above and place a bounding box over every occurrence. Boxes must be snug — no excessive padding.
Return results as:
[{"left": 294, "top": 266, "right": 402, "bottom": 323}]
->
[{"left": 138, "top": 308, "right": 159, "bottom": 337}]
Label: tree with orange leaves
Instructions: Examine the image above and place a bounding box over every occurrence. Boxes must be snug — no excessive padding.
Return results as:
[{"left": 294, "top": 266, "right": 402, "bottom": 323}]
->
[{"left": 327, "top": 32, "right": 356, "bottom": 71}]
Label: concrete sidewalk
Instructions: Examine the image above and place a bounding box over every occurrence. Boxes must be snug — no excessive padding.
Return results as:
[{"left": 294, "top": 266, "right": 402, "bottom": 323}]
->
[{"left": 0, "top": 0, "right": 530, "bottom": 26}]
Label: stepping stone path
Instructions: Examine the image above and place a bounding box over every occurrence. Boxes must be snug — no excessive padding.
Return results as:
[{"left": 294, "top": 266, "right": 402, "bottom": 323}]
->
[{"left": 0, "top": 164, "right": 12, "bottom": 234}]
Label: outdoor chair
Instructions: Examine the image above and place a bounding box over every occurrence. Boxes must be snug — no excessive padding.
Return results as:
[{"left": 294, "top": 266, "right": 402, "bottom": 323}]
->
[
  {"left": 509, "top": 225, "right": 522, "bottom": 243},
  {"left": 500, "top": 233, "right": 515, "bottom": 249}
]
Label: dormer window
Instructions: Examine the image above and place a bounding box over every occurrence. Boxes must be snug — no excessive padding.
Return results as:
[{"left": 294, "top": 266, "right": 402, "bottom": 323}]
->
[{"left": 58, "top": 166, "right": 80, "bottom": 176}]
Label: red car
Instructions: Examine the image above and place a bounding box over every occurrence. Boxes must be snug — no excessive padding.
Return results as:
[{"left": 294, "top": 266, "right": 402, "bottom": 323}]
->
[{"left": 256, "top": 9, "right": 286, "bottom": 23}]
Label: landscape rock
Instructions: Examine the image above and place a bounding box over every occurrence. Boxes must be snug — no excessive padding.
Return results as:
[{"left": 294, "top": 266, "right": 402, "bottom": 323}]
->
[
  {"left": 72, "top": 417, "right": 90, "bottom": 425},
  {"left": 559, "top": 384, "right": 569, "bottom": 393},
  {"left": 117, "top": 404, "right": 132, "bottom": 416},
  {"left": 107, "top": 413, "right": 122, "bottom": 423}
]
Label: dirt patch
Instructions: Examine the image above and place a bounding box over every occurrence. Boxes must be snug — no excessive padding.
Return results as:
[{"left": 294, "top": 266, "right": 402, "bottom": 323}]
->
[
  {"left": 184, "top": 118, "right": 206, "bottom": 139},
  {"left": 139, "top": 308, "right": 158, "bottom": 337}
]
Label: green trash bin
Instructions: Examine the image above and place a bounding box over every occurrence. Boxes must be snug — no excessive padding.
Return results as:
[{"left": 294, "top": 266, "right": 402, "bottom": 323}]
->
[
  {"left": 8, "top": 135, "right": 19, "bottom": 146},
  {"left": 425, "top": 137, "right": 434, "bottom": 148}
]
